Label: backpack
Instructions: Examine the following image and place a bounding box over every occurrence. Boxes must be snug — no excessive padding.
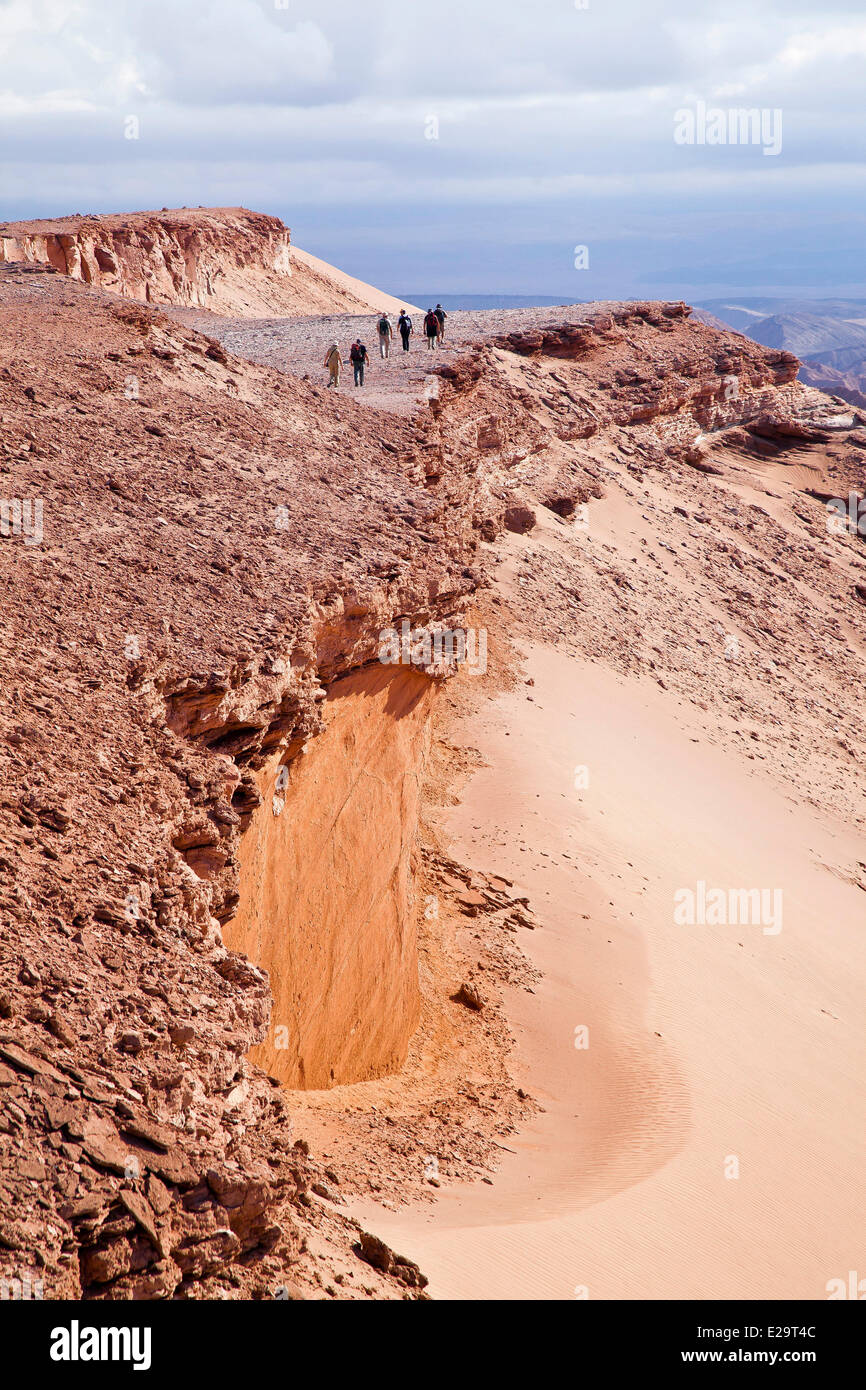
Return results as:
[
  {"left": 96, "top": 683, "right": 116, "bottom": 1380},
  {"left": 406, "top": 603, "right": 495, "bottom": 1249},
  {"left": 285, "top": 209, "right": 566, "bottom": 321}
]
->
[
  {"left": 400, "top": 315, "right": 412, "bottom": 332},
  {"left": 378, "top": 316, "right": 390, "bottom": 334},
  {"left": 350, "top": 344, "right": 361, "bottom": 363},
  {"left": 425, "top": 312, "right": 438, "bottom": 333}
]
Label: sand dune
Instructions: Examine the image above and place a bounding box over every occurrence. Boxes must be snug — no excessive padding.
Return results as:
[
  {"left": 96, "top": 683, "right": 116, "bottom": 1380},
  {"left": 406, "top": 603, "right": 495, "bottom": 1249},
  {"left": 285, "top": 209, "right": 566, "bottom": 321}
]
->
[
  {"left": 358, "top": 640, "right": 866, "bottom": 1298},
  {"left": 289, "top": 245, "right": 419, "bottom": 317}
]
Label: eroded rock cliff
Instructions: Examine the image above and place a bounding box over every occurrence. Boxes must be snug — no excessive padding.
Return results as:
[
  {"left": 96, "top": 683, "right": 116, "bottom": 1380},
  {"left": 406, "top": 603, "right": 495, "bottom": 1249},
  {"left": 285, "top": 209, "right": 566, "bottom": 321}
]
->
[
  {"left": 0, "top": 262, "right": 477, "bottom": 1299},
  {"left": 1, "top": 251, "right": 862, "bottom": 1301},
  {"left": 0, "top": 208, "right": 411, "bottom": 317}
]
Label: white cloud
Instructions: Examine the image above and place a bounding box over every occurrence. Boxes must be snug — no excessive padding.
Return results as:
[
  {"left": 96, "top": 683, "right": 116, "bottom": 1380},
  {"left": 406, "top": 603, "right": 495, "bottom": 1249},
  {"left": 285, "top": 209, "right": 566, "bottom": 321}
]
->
[
  {"left": 778, "top": 23, "right": 866, "bottom": 68},
  {"left": 0, "top": 0, "right": 863, "bottom": 296}
]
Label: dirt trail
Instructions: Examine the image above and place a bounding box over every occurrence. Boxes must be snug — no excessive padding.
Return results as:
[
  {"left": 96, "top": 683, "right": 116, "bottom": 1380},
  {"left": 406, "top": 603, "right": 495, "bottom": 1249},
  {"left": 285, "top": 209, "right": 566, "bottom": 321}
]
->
[{"left": 166, "top": 302, "right": 589, "bottom": 416}]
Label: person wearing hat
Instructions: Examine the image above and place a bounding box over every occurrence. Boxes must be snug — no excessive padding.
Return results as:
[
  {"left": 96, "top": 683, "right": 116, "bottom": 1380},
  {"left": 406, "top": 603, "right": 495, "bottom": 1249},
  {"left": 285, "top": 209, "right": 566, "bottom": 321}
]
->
[{"left": 323, "top": 340, "right": 342, "bottom": 388}]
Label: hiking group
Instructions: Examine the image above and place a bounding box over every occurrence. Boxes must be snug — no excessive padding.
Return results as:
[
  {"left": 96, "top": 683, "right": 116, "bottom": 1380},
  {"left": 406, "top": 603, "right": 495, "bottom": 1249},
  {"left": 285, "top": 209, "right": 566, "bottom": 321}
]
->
[{"left": 323, "top": 304, "right": 447, "bottom": 388}]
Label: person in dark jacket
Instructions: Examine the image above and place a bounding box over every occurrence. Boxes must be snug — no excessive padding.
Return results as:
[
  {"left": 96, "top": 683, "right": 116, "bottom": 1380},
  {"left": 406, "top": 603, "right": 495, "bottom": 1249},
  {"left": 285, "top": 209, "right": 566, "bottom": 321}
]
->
[
  {"left": 424, "top": 309, "right": 440, "bottom": 349},
  {"left": 434, "top": 303, "right": 447, "bottom": 342},
  {"left": 398, "top": 310, "right": 413, "bottom": 352},
  {"left": 349, "top": 339, "right": 369, "bottom": 386}
]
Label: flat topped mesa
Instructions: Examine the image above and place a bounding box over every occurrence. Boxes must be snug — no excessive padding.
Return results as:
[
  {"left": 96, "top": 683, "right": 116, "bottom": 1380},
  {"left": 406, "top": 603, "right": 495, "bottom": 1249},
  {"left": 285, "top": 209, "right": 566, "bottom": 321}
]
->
[
  {"left": 0, "top": 207, "right": 291, "bottom": 313},
  {"left": 0, "top": 205, "right": 284, "bottom": 236},
  {"left": 0, "top": 206, "right": 413, "bottom": 317}
]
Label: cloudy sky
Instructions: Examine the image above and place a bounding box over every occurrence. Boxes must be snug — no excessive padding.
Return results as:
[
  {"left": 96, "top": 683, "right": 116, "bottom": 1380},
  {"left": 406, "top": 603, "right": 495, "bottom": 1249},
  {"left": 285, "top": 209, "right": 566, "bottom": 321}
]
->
[{"left": 1, "top": 0, "right": 865, "bottom": 299}]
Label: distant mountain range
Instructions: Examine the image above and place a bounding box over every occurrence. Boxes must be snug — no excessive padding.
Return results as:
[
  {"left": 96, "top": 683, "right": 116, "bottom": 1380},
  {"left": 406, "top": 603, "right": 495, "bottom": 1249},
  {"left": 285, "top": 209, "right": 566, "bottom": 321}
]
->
[
  {"left": 399, "top": 293, "right": 571, "bottom": 311},
  {"left": 695, "top": 298, "right": 866, "bottom": 409}
]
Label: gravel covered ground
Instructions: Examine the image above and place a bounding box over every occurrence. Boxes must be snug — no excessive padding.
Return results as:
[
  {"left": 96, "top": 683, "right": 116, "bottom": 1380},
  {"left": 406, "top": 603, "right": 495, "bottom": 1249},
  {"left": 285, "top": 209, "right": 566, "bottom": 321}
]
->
[{"left": 168, "top": 302, "right": 625, "bottom": 416}]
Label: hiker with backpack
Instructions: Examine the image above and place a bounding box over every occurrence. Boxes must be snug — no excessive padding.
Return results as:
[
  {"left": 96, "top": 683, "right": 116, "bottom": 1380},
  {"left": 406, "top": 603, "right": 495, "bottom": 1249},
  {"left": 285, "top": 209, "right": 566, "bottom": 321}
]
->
[
  {"left": 398, "top": 310, "right": 413, "bottom": 352},
  {"left": 350, "top": 339, "right": 369, "bottom": 387},
  {"left": 323, "top": 340, "right": 342, "bottom": 388},
  {"left": 434, "top": 303, "right": 447, "bottom": 342},
  {"left": 424, "top": 309, "right": 440, "bottom": 349},
  {"left": 377, "top": 313, "right": 393, "bottom": 359}
]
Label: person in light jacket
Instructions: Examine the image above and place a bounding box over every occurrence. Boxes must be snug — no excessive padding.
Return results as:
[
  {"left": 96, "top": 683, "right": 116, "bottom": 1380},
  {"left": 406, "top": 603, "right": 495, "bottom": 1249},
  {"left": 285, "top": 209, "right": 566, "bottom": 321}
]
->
[
  {"left": 377, "top": 313, "right": 393, "bottom": 359},
  {"left": 324, "top": 340, "right": 342, "bottom": 388}
]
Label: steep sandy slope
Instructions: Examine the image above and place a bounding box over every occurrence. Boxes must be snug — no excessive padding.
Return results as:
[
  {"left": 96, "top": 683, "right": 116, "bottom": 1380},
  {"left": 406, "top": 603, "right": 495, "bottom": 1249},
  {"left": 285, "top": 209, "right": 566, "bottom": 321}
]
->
[
  {"left": 287, "top": 245, "right": 418, "bottom": 317},
  {"left": 0, "top": 207, "right": 413, "bottom": 317},
  {"left": 352, "top": 339, "right": 866, "bottom": 1297},
  {"left": 228, "top": 663, "right": 432, "bottom": 1090}
]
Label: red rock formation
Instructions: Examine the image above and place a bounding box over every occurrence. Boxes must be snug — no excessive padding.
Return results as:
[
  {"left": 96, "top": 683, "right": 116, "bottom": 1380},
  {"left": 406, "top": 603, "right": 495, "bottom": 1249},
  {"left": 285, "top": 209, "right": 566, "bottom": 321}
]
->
[
  {"left": 0, "top": 262, "right": 477, "bottom": 1299},
  {"left": 2, "top": 251, "right": 860, "bottom": 1301},
  {"left": 0, "top": 208, "right": 291, "bottom": 313},
  {"left": 0, "top": 208, "right": 411, "bottom": 317},
  {"left": 425, "top": 301, "right": 806, "bottom": 542}
]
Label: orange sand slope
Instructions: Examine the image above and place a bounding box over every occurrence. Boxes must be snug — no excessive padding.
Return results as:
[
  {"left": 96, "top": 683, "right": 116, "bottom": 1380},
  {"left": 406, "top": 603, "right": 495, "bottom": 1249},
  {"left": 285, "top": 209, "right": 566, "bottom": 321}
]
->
[
  {"left": 289, "top": 245, "right": 419, "bottom": 317},
  {"left": 359, "top": 642, "right": 865, "bottom": 1299}
]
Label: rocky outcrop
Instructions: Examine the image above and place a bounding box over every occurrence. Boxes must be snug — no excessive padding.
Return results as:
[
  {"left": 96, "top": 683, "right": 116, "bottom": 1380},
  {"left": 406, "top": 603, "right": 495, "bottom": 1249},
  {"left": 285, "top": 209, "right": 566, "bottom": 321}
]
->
[
  {"left": 0, "top": 208, "right": 292, "bottom": 314},
  {"left": 428, "top": 301, "right": 805, "bottom": 544},
  {"left": 0, "top": 208, "right": 412, "bottom": 318},
  {"left": 0, "top": 262, "right": 477, "bottom": 1299},
  {"left": 2, "top": 250, "right": 856, "bottom": 1301}
]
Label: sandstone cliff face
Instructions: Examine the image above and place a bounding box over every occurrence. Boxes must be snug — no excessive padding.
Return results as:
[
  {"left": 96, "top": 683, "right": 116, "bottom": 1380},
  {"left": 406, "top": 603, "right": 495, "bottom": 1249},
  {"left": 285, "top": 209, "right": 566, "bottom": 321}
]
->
[
  {"left": 0, "top": 208, "right": 292, "bottom": 314},
  {"left": 228, "top": 664, "right": 431, "bottom": 1090},
  {"left": 0, "top": 208, "right": 411, "bottom": 317}
]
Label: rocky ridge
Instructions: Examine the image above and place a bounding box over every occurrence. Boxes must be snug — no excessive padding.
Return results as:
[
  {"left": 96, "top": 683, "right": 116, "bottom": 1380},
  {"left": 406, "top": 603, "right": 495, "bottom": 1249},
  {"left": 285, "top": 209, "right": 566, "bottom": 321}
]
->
[{"left": 1, "top": 248, "right": 863, "bottom": 1299}]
